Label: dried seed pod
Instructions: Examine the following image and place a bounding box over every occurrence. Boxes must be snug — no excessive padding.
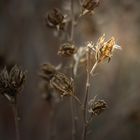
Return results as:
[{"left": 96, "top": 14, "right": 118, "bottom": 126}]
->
[
  {"left": 50, "top": 72, "right": 74, "bottom": 97},
  {"left": 45, "top": 8, "right": 65, "bottom": 30},
  {"left": 58, "top": 42, "right": 77, "bottom": 57},
  {"left": 0, "top": 65, "right": 26, "bottom": 103},
  {"left": 39, "top": 63, "right": 61, "bottom": 103},
  {"left": 82, "top": 0, "right": 100, "bottom": 15},
  {"left": 87, "top": 34, "right": 121, "bottom": 64},
  {"left": 88, "top": 98, "right": 107, "bottom": 116}
]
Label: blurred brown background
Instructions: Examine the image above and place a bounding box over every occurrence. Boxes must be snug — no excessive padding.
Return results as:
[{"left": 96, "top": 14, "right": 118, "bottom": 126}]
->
[{"left": 0, "top": 0, "right": 140, "bottom": 140}]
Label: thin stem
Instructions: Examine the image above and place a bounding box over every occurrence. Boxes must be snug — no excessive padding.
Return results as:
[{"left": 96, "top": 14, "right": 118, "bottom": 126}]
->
[
  {"left": 47, "top": 105, "right": 57, "bottom": 140},
  {"left": 78, "top": 0, "right": 82, "bottom": 6},
  {"left": 90, "top": 61, "right": 98, "bottom": 76},
  {"left": 82, "top": 50, "right": 98, "bottom": 140},
  {"left": 12, "top": 101, "right": 20, "bottom": 140},
  {"left": 70, "top": 97, "right": 76, "bottom": 140},
  {"left": 70, "top": 93, "right": 81, "bottom": 105},
  {"left": 82, "top": 49, "right": 90, "bottom": 140},
  {"left": 70, "top": 0, "right": 74, "bottom": 42},
  {"left": 69, "top": 1, "right": 77, "bottom": 140}
]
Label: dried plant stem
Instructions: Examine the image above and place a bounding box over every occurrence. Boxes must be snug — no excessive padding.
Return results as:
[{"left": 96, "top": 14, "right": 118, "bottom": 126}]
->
[
  {"left": 90, "top": 61, "right": 98, "bottom": 75},
  {"left": 82, "top": 49, "right": 90, "bottom": 140},
  {"left": 70, "top": 97, "right": 76, "bottom": 140},
  {"left": 82, "top": 50, "right": 98, "bottom": 140},
  {"left": 12, "top": 100, "right": 20, "bottom": 140},
  {"left": 70, "top": 93, "right": 81, "bottom": 105},
  {"left": 70, "top": 0, "right": 74, "bottom": 42},
  {"left": 69, "top": 0, "right": 77, "bottom": 140},
  {"left": 78, "top": 0, "right": 82, "bottom": 6},
  {"left": 47, "top": 106, "right": 57, "bottom": 140}
]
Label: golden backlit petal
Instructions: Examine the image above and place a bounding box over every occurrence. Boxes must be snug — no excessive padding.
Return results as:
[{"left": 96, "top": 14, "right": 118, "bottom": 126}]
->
[
  {"left": 113, "top": 44, "right": 122, "bottom": 50},
  {"left": 98, "top": 34, "right": 105, "bottom": 45}
]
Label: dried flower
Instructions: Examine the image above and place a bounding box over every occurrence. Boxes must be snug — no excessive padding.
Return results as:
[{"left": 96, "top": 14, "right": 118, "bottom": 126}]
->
[
  {"left": 45, "top": 8, "right": 66, "bottom": 30},
  {"left": 50, "top": 72, "right": 74, "bottom": 97},
  {"left": 39, "top": 63, "right": 61, "bottom": 103},
  {"left": 88, "top": 98, "right": 107, "bottom": 116},
  {"left": 0, "top": 65, "right": 26, "bottom": 103},
  {"left": 88, "top": 34, "right": 121, "bottom": 63},
  {"left": 40, "top": 63, "right": 74, "bottom": 98},
  {"left": 58, "top": 42, "right": 77, "bottom": 57},
  {"left": 81, "top": 0, "right": 100, "bottom": 16}
]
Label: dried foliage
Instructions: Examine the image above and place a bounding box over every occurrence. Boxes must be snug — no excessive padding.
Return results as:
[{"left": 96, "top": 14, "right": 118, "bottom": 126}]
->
[
  {"left": 45, "top": 8, "right": 66, "bottom": 30},
  {"left": 42, "top": 1, "right": 121, "bottom": 140},
  {"left": 0, "top": 65, "right": 26, "bottom": 103},
  {"left": 58, "top": 42, "right": 77, "bottom": 57},
  {"left": 40, "top": 63, "right": 74, "bottom": 98},
  {"left": 82, "top": 0, "right": 100, "bottom": 16},
  {"left": 0, "top": 0, "right": 125, "bottom": 140},
  {"left": 88, "top": 98, "right": 107, "bottom": 116},
  {"left": 50, "top": 72, "right": 74, "bottom": 97}
]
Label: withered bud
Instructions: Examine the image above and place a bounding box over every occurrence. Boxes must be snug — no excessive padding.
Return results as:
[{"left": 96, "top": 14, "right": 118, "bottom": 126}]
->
[
  {"left": 0, "top": 65, "right": 26, "bottom": 103},
  {"left": 50, "top": 72, "right": 74, "bottom": 97},
  {"left": 40, "top": 63, "right": 56, "bottom": 81},
  {"left": 82, "top": 0, "right": 100, "bottom": 15},
  {"left": 58, "top": 42, "right": 77, "bottom": 57},
  {"left": 88, "top": 98, "right": 107, "bottom": 116},
  {"left": 46, "top": 8, "right": 65, "bottom": 30}
]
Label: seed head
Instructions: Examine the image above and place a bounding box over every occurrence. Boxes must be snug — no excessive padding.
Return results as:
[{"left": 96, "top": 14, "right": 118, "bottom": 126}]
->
[
  {"left": 88, "top": 98, "right": 107, "bottom": 116},
  {"left": 50, "top": 72, "right": 74, "bottom": 97},
  {"left": 45, "top": 8, "right": 65, "bottom": 30},
  {"left": 0, "top": 65, "right": 26, "bottom": 103},
  {"left": 58, "top": 42, "right": 77, "bottom": 57},
  {"left": 40, "top": 63, "right": 74, "bottom": 98},
  {"left": 88, "top": 34, "right": 121, "bottom": 63},
  {"left": 82, "top": 0, "right": 100, "bottom": 16}
]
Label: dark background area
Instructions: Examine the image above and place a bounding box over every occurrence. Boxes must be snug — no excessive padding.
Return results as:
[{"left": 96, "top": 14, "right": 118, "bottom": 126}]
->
[{"left": 0, "top": 0, "right": 140, "bottom": 140}]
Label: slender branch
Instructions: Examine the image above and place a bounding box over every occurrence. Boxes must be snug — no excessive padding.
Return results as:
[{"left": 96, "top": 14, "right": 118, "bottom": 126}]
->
[
  {"left": 47, "top": 104, "right": 57, "bottom": 140},
  {"left": 69, "top": 1, "right": 78, "bottom": 140},
  {"left": 70, "top": 93, "right": 81, "bottom": 105},
  {"left": 82, "top": 49, "right": 98, "bottom": 140},
  {"left": 82, "top": 48, "right": 90, "bottom": 140},
  {"left": 70, "top": 0, "right": 74, "bottom": 42},
  {"left": 12, "top": 99, "right": 20, "bottom": 140},
  {"left": 90, "top": 61, "right": 98, "bottom": 76},
  {"left": 78, "top": 0, "right": 82, "bottom": 6},
  {"left": 70, "top": 97, "right": 76, "bottom": 140}
]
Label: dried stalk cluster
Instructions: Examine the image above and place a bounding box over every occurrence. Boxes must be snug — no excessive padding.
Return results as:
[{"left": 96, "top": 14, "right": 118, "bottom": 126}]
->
[{"left": 42, "top": 1, "right": 122, "bottom": 140}]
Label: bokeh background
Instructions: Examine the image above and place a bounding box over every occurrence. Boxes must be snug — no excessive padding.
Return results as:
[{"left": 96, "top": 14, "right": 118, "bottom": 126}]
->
[{"left": 0, "top": 0, "right": 140, "bottom": 140}]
